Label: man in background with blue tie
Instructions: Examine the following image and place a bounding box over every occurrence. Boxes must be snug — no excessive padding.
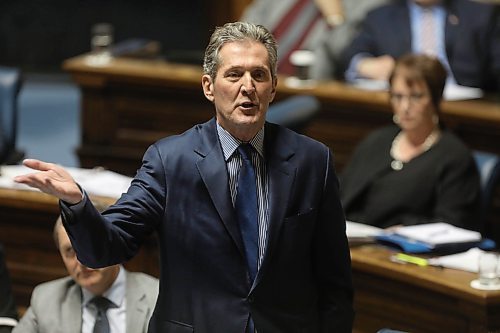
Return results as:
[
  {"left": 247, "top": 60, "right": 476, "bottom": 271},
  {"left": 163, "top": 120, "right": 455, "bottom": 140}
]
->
[
  {"left": 341, "top": 0, "right": 500, "bottom": 92},
  {"left": 14, "top": 22, "right": 354, "bottom": 332}
]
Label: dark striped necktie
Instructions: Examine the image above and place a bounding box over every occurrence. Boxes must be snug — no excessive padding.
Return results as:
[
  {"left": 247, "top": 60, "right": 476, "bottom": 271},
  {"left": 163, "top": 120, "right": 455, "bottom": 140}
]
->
[
  {"left": 235, "top": 143, "right": 259, "bottom": 284},
  {"left": 91, "top": 296, "right": 115, "bottom": 333}
]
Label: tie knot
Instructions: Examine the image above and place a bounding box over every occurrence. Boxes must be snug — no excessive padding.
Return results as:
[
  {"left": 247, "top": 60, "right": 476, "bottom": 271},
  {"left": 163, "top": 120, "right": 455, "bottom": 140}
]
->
[
  {"left": 91, "top": 296, "right": 115, "bottom": 312},
  {"left": 238, "top": 143, "right": 253, "bottom": 161}
]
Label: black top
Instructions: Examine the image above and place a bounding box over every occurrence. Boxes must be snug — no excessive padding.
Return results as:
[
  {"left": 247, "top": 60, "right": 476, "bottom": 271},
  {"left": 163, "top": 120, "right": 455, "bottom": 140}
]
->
[{"left": 340, "top": 126, "right": 481, "bottom": 230}]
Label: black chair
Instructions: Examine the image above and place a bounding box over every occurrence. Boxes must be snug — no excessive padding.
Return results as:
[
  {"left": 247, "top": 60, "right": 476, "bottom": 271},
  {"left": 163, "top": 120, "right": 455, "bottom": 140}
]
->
[
  {"left": 266, "top": 95, "right": 320, "bottom": 133},
  {"left": 0, "top": 66, "right": 23, "bottom": 164},
  {"left": 473, "top": 150, "right": 500, "bottom": 244}
]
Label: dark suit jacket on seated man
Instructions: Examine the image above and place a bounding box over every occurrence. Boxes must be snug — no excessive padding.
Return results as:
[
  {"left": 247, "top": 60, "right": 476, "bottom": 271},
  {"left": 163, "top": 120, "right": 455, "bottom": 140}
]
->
[
  {"left": 13, "top": 215, "right": 158, "bottom": 333},
  {"left": 14, "top": 22, "right": 354, "bottom": 333},
  {"left": 341, "top": 0, "right": 500, "bottom": 91}
]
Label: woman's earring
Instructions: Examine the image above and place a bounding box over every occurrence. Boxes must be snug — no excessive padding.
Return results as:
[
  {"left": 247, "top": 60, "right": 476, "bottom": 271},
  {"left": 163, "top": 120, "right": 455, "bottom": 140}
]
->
[
  {"left": 432, "top": 114, "right": 439, "bottom": 125},
  {"left": 393, "top": 114, "right": 400, "bottom": 125}
]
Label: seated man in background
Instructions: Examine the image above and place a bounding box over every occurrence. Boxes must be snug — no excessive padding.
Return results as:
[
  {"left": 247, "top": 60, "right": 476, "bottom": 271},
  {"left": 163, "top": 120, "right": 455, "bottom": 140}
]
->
[
  {"left": 340, "top": 54, "right": 480, "bottom": 231},
  {"left": 309, "top": 0, "right": 390, "bottom": 80},
  {"left": 242, "top": 0, "right": 388, "bottom": 77},
  {"left": 0, "top": 243, "right": 18, "bottom": 333},
  {"left": 13, "top": 207, "right": 159, "bottom": 333},
  {"left": 341, "top": 0, "right": 500, "bottom": 92}
]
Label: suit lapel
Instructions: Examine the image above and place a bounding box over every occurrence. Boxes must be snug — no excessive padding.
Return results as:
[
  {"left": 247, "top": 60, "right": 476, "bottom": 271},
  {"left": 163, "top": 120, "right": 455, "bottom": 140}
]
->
[
  {"left": 398, "top": 3, "right": 412, "bottom": 55},
  {"left": 444, "top": 2, "right": 459, "bottom": 62},
  {"left": 126, "top": 272, "right": 150, "bottom": 333},
  {"left": 61, "top": 281, "right": 83, "bottom": 332},
  {"left": 196, "top": 119, "right": 246, "bottom": 258}
]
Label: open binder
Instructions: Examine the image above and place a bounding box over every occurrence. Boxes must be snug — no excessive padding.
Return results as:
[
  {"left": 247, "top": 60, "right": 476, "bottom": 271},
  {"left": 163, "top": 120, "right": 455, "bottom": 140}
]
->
[
  {"left": 374, "top": 222, "right": 496, "bottom": 254},
  {"left": 375, "top": 222, "right": 495, "bottom": 254}
]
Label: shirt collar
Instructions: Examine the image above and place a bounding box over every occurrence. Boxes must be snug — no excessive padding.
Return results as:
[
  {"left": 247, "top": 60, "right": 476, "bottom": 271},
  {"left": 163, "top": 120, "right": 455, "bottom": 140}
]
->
[
  {"left": 216, "top": 123, "right": 265, "bottom": 161},
  {"left": 408, "top": 0, "right": 443, "bottom": 14},
  {"left": 82, "top": 265, "right": 126, "bottom": 308}
]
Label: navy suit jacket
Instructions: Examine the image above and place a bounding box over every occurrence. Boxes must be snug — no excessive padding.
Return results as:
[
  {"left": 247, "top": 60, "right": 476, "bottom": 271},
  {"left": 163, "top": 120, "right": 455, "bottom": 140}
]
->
[
  {"left": 61, "top": 119, "right": 354, "bottom": 333},
  {"left": 341, "top": 0, "right": 500, "bottom": 91}
]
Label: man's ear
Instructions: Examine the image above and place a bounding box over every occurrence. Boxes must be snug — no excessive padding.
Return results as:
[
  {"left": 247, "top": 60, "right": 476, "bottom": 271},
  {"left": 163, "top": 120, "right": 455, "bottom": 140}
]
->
[
  {"left": 269, "top": 76, "right": 278, "bottom": 103},
  {"left": 202, "top": 75, "right": 215, "bottom": 102}
]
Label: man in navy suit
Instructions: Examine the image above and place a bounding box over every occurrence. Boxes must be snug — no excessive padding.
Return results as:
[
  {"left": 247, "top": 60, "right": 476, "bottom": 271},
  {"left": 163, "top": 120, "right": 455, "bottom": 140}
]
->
[
  {"left": 341, "top": 0, "right": 500, "bottom": 92},
  {"left": 14, "top": 22, "right": 354, "bottom": 332}
]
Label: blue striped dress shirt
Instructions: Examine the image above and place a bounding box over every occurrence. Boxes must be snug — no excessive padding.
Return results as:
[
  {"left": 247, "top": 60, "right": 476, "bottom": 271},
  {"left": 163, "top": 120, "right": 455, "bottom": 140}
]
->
[{"left": 216, "top": 123, "right": 269, "bottom": 270}]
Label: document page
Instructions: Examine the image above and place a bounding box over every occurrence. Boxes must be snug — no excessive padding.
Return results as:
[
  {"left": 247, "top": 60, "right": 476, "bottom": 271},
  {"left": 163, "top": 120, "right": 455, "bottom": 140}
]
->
[
  {"left": 346, "top": 221, "right": 383, "bottom": 244},
  {"left": 396, "top": 222, "right": 481, "bottom": 246}
]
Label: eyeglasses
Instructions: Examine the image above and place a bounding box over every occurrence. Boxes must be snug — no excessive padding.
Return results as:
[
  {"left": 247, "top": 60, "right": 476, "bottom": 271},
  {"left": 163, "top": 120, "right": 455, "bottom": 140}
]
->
[{"left": 389, "top": 92, "right": 428, "bottom": 106}]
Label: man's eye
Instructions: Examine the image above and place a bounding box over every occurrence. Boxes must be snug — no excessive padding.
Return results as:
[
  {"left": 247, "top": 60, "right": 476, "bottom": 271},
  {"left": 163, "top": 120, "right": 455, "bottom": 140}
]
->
[
  {"left": 227, "top": 72, "right": 241, "bottom": 79},
  {"left": 253, "top": 71, "right": 267, "bottom": 81}
]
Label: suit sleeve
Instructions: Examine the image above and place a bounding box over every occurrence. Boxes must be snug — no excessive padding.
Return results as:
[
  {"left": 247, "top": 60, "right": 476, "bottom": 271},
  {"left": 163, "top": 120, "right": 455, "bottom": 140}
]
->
[
  {"left": 339, "top": 10, "right": 380, "bottom": 78},
  {"left": 314, "top": 149, "right": 354, "bottom": 332},
  {"left": 12, "top": 285, "right": 44, "bottom": 333},
  {"left": 60, "top": 143, "right": 166, "bottom": 268},
  {"left": 11, "top": 307, "right": 37, "bottom": 333},
  {"left": 490, "top": 7, "right": 500, "bottom": 90}
]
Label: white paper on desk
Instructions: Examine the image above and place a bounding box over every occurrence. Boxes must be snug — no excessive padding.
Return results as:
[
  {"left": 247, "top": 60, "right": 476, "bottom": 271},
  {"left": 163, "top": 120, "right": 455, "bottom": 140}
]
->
[
  {"left": 396, "top": 222, "right": 481, "bottom": 246},
  {"left": 443, "top": 83, "right": 483, "bottom": 101},
  {"left": 66, "top": 167, "right": 132, "bottom": 198},
  {"left": 428, "top": 247, "right": 485, "bottom": 273},
  {"left": 351, "top": 79, "right": 388, "bottom": 91},
  {"left": 0, "top": 165, "right": 132, "bottom": 199},
  {"left": 346, "top": 221, "right": 383, "bottom": 239}
]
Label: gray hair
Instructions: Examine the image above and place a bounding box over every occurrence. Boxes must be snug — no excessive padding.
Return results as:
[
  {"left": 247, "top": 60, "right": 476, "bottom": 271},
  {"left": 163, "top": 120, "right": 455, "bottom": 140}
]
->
[{"left": 203, "top": 22, "right": 278, "bottom": 81}]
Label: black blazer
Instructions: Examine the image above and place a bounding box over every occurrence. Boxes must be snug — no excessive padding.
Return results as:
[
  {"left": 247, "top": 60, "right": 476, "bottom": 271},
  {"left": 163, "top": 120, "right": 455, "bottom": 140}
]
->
[{"left": 61, "top": 119, "right": 354, "bottom": 333}]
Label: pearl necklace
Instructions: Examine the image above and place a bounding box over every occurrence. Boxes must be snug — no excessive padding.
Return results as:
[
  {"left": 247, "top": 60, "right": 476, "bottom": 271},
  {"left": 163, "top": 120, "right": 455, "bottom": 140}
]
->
[{"left": 390, "top": 129, "right": 440, "bottom": 171}]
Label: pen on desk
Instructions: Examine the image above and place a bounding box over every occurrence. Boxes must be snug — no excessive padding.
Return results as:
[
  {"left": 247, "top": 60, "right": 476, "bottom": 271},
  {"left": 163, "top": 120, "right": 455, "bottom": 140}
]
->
[{"left": 391, "top": 253, "right": 429, "bottom": 267}]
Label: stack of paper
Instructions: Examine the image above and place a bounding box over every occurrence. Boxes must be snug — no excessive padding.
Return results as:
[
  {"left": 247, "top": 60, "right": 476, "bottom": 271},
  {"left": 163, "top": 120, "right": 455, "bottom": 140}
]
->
[
  {"left": 428, "top": 247, "right": 484, "bottom": 273},
  {"left": 346, "top": 221, "right": 383, "bottom": 245},
  {"left": 0, "top": 165, "right": 132, "bottom": 199},
  {"left": 374, "top": 222, "right": 488, "bottom": 254},
  {"left": 395, "top": 222, "right": 481, "bottom": 246}
]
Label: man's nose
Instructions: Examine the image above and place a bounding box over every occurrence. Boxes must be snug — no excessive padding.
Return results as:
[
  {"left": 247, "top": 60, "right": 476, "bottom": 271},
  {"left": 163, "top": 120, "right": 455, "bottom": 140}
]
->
[{"left": 241, "top": 73, "right": 255, "bottom": 94}]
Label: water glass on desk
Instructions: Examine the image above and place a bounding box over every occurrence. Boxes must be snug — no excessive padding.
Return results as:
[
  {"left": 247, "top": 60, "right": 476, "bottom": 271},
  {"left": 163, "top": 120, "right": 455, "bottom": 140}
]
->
[
  {"left": 285, "top": 50, "right": 317, "bottom": 88},
  {"left": 88, "top": 23, "right": 114, "bottom": 66},
  {"left": 91, "top": 23, "right": 114, "bottom": 53},
  {"left": 478, "top": 252, "right": 499, "bottom": 287}
]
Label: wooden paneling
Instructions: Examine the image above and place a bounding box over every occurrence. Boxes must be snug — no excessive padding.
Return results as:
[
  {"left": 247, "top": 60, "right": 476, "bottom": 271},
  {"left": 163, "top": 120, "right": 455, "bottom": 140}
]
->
[
  {"left": 351, "top": 245, "right": 500, "bottom": 333},
  {"left": 61, "top": 55, "right": 500, "bottom": 244},
  {"left": 62, "top": 55, "right": 500, "bottom": 176}
]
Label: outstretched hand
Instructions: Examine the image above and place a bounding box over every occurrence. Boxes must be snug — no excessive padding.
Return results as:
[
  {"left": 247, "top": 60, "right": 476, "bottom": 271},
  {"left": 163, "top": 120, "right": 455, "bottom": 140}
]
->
[{"left": 13, "top": 159, "right": 83, "bottom": 204}]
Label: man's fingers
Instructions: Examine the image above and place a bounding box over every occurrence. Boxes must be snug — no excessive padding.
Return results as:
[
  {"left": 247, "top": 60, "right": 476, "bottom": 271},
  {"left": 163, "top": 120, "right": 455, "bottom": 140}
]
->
[{"left": 22, "top": 158, "right": 55, "bottom": 172}]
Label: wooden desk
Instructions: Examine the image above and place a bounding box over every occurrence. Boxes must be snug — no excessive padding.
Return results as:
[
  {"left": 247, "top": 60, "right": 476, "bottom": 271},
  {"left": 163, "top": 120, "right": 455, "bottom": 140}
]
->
[
  {"left": 62, "top": 55, "right": 500, "bottom": 176},
  {"left": 2, "top": 188, "right": 499, "bottom": 331},
  {"left": 351, "top": 244, "right": 500, "bottom": 333}
]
